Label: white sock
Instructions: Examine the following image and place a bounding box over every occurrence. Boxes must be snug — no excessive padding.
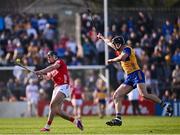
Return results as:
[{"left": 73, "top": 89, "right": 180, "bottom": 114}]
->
[
  {"left": 73, "top": 118, "right": 77, "bottom": 124},
  {"left": 45, "top": 124, "right": 50, "bottom": 129}
]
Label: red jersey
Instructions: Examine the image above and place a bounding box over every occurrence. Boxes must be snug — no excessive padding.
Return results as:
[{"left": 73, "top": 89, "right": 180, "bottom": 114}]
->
[
  {"left": 47, "top": 59, "right": 69, "bottom": 86},
  {"left": 71, "top": 87, "right": 84, "bottom": 99}
]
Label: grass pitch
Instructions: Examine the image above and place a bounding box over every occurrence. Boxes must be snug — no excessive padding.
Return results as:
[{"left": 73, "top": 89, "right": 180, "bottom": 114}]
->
[{"left": 0, "top": 116, "right": 180, "bottom": 134}]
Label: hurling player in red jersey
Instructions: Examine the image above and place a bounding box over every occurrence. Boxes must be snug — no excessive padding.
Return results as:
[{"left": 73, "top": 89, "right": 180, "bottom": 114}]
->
[
  {"left": 35, "top": 51, "right": 83, "bottom": 132},
  {"left": 71, "top": 78, "right": 84, "bottom": 119}
]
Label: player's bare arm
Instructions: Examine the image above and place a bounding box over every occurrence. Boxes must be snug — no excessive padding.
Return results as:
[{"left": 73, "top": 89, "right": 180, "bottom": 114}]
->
[
  {"left": 41, "top": 74, "right": 51, "bottom": 80},
  {"left": 36, "top": 62, "right": 60, "bottom": 74},
  {"left": 97, "top": 33, "right": 116, "bottom": 50},
  {"left": 107, "top": 53, "right": 129, "bottom": 64}
]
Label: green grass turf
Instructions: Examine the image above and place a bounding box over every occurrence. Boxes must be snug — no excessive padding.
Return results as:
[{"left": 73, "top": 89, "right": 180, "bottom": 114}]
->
[{"left": 0, "top": 116, "right": 180, "bottom": 134}]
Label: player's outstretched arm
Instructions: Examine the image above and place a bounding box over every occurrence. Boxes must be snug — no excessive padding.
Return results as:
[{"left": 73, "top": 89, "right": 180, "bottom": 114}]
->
[
  {"left": 97, "top": 33, "right": 116, "bottom": 50},
  {"left": 36, "top": 62, "right": 60, "bottom": 74},
  {"left": 107, "top": 53, "right": 129, "bottom": 64}
]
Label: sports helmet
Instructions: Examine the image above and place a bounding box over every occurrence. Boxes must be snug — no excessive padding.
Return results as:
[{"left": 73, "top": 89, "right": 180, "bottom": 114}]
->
[
  {"left": 47, "top": 51, "right": 58, "bottom": 58},
  {"left": 112, "top": 36, "right": 125, "bottom": 49}
]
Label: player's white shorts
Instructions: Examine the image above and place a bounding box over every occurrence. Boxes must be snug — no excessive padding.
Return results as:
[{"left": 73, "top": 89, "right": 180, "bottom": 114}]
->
[
  {"left": 27, "top": 98, "right": 38, "bottom": 105},
  {"left": 52, "top": 84, "right": 70, "bottom": 100},
  {"left": 72, "top": 99, "right": 83, "bottom": 106}
]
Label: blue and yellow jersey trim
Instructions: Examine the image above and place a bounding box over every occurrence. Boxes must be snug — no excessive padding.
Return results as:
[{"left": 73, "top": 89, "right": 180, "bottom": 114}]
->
[{"left": 116, "top": 46, "right": 140, "bottom": 74}]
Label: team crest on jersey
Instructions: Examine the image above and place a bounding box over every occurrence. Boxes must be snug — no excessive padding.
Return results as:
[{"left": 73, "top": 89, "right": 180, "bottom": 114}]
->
[{"left": 51, "top": 70, "right": 59, "bottom": 77}]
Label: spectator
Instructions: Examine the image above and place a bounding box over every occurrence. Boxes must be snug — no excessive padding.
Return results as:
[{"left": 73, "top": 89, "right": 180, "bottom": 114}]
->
[
  {"left": 43, "top": 24, "right": 55, "bottom": 41},
  {"left": 6, "top": 78, "right": 15, "bottom": 100},
  {"left": 38, "top": 14, "right": 47, "bottom": 32},
  {"left": 26, "top": 79, "right": 39, "bottom": 117},
  {"left": 0, "top": 82, "right": 8, "bottom": 101},
  {"left": 172, "top": 65, "right": 180, "bottom": 98},
  {"left": 13, "top": 65, "right": 26, "bottom": 83},
  {"left": 95, "top": 38, "right": 105, "bottom": 65},
  {"left": 143, "top": 65, "right": 153, "bottom": 94},
  {"left": 39, "top": 79, "right": 53, "bottom": 100},
  {"left": 162, "top": 19, "right": 174, "bottom": 36},
  {"left": 66, "top": 36, "right": 77, "bottom": 55},
  {"left": 82, "top": 37, "right": 97, "bottom": 65},
  {"left": 4, "top": 15, "right": 13, "bottom": 31},
  {"left": 150, "top": 64, "right": 159, "bottom": 96},
  {"left": 162, "top": 90, "right": 171, "bottom": 101},
  {"left": 0, "top": 16, "right": 4, "bottom": 31},
  {"left": 172, "top": 48, "right": 180, "bottom": 65},
  {"left": 13, "top": 78, "right": 25, "bottom": 100},
  {"left": 26, "top": 23, "right": 38, "bottom": 39}
]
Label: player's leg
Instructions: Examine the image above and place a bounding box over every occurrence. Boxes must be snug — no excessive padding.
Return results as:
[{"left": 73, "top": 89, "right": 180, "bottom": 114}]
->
[
  {"left": 40, "top": 109, "right": 54, "bottom": 131},
  {"left": 55, "top": 92, "right": 83, "bottom": 131},
  {"left": 106, "top": 84, "right": 133, "bottom": 126},
  {"left": 40, "top": 101, "right": 55, "bottom": 131},
  {"left": 114, "top": 84, "right": 133, "bottom": 118},
  {"left": 74, "top": 105, "right": 78, "bottom": 118},
  {"left": 32, "top": 102, "right": 38, "bottom": 117},
  {"left": 76, "top": 99, "right": 82, "bottom": 119},
  {"left": 79, "top": 99, "right": 83, "bottom": 119},
  {"left": 101, "top": 100, "right": 106, "bottom": 118},
  {"left": 137, "top": 83, "right": 161, "bottom": 103},
  {"left": 77, "top": 105, "right": 82, "bottom": 119},
  {"left": 41, "top": 89, "right": 57, "bottom": 132},
  {"left": 97, "top": 102, "right": 101, "bottom": 118},
  {"left": 131, "top": 100, "right": 136, "bottom": 115},
  {"left": 27, "top": 101, "right": 32, "bottom": 117},
  {"left": 33, "top": 99, "right": 39, "bottom": 117},
  {"left": 137, "top": 83, "right": 173, "bottom": 116},
  {"left": 72, "top": 99, "right": 78, "bottom": 117},
  {"left": 101, "top": 102, "right": 106, "bottom": 118},
  {"left": 134, "top": 100, "right": 141, "bottom": 115}
]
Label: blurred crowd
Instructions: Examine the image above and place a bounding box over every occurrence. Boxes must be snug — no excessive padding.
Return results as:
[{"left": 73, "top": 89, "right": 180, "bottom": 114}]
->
[
  {"left": 80, "top": 11, "right": 180, "bottom": 100},
  {"left": 0, "top": 13, "right": 59, "bottom": 67},
  {"left": 0, "top": 11, "right": 179, "bottom": 107}
]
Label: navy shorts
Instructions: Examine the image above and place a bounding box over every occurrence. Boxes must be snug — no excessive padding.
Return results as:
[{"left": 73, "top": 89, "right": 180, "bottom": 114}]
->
[
  {"left": 123, "top": 70, "right": 145, "bottom": 89},
  {"left": 98, "top": 99, "right": 106, "bottom": 105}
]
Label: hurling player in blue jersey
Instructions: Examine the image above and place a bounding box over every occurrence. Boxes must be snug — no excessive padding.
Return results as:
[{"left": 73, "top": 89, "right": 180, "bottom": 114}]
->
[{"left": 97, "top": 33, "right": 173, "bottom": 126}]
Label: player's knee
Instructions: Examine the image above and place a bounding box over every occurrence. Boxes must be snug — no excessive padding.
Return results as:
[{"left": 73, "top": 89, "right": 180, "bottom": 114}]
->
[
  {"left": 139, "top": 92, "right": 148, "bottom": 99},
  {"left": 56, "top": 103, "right": 63, "bottom": 115},
  {"left": 113, "top": 92, "right": 121, "bottom": 102},
  {"left": 50, "top": 103, "right": 56, "bottom": 111},
  {"left": 58, "top": 109, "right": 64, "bottom": 116}
]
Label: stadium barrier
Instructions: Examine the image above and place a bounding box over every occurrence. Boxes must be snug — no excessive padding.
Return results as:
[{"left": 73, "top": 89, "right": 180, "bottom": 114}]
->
[
  {"left": 1, "top": 100, "right": 180, "bottom": 117},
  {"left": 0, "top": 100, "right": 155, "bottom": 117},
  {"left": 0, "top": 102, "right": 27, "bottom": 118},
  {"left": 62, "top": 100, "right": 155, "bottom": 116},
  {"left": 155, "top": 100, "right": 180, "bottom": 116}
]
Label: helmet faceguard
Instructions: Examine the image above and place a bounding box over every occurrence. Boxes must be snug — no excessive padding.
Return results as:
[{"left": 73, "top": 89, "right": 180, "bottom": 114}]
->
[
  {"left": 112, "top": 36, "right": 125, "bottom": 50},
  {"left": 47, "top": 51, "right": 58, "bottom": 59}
]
